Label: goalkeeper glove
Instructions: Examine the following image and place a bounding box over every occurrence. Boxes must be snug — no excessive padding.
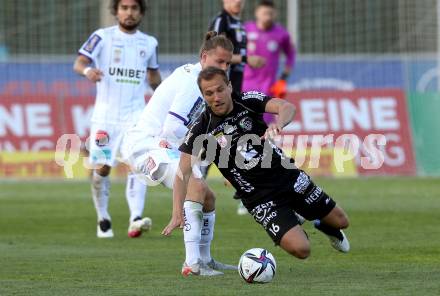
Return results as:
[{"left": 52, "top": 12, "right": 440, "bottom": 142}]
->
[{"left": 270, "top": 79, "right": 287, "bottom": 98}]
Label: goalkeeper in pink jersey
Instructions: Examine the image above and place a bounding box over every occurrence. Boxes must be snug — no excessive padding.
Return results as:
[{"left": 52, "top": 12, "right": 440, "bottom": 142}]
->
[{"left": 242, "top": 0, "right": 295, "bottom": 124}]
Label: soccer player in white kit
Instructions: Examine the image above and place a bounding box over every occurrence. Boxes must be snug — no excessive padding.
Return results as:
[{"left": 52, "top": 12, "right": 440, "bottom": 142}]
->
[
  {"left": 73, "top": 0, "right": 162, "bottom": 238},
  {"left": 121, "top": 32, "right": 236, "bottom": 276}
]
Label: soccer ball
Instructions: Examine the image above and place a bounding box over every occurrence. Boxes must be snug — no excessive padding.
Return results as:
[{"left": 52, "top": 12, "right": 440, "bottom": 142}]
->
[{"left": 238, "top": 248, "right": 276, "bottom": 283}]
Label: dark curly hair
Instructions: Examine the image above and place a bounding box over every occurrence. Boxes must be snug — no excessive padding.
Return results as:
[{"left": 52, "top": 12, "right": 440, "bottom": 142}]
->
[{"left": 110, "top": 0, "right": 147, "bottom": 16}]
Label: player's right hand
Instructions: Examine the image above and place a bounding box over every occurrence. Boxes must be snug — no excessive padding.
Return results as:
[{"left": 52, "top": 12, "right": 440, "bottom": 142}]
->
[
  {"left": 263, "top": 123, "right": 281, "bottom": 140},
  {"left": 161, "top": 215, "right": 183, "bottom": 236},
  {"left": 85, "top": 68, "right": 104, "bottom": 82}
]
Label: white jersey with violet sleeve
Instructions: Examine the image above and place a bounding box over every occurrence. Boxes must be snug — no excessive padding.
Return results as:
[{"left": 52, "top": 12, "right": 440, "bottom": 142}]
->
[{"left": 78, "top": 25, "right": 159, "bottom": 125}]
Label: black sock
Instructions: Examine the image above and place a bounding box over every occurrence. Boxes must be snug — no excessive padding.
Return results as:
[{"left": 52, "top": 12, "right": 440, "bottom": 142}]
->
[{"left": 314, "top": 220, "right": 343, "bottom": 241}]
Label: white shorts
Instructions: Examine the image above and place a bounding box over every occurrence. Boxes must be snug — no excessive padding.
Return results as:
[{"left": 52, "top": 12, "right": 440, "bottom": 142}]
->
[
  {"left": 88, "top": 122, "right": 127, "bottom": 167},
  {"left": 120, "top": 129, "right": 201, "bottom": 188}
]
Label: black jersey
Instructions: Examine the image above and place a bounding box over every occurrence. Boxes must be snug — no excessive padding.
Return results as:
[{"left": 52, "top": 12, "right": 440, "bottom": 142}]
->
[
  {"left": 179, "top": 91, "right": 298, "bottom": 204},
  {"left": 209, "top": 10, "right": 247, "bottom": 93}
]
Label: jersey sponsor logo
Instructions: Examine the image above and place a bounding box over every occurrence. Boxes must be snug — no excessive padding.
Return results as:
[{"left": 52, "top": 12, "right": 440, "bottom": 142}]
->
[
  {"left": 108, "top": 67, "right": 146, "bottom": 80},
  {"left": 242, "top": 91, "right": 266, "bottom": 101},
  {"left": 83, "top": 34, "right": 102, "bottom": 54},
  {"left": 236, "top": 140, "right": 261, "bottom": 170},
  {"left": 250, "top": 201, "right": 277, "bottom": 229},
  {"left": 293, "top": 171, "right": 310, "bottom": 194},
  {"left": 230, "top": 168, "right": 254, "bottom": 193},
  {"left": 95, "top": 130, "right": 109, "bottom": 147},
  {"left": 224, "top": 124, "right": 237, "bottom": 135},
  {"left": 140, "top": 49, "right": 146, "bottom": 57},
  {"left": 304, "top": 186, "right": 323, "bottom": 205},
  {"left": 239, "top": 117, "right": 253, "bottom": 131}
]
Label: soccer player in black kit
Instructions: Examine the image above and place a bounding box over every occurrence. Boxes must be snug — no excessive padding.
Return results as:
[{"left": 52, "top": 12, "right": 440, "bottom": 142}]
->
[
  {"left": 210, "top": 0, "right": 265, "bottom": 93},
  {"left": 162, "top": 67, "right": 350, "bottom": 260}
]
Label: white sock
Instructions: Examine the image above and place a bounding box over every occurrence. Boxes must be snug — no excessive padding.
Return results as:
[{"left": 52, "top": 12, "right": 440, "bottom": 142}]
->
[
  {"left": 200, "top": 210, "right": 215, "bottom": 264},
  {"left": 125, "top": 173, "right": 147, "bottom": 221},
  {"left": 183, "top": 200, "right": 203, "bottom": 266},
  {"left": 91, "top": 171, "right": 111, "bottom": 221}
]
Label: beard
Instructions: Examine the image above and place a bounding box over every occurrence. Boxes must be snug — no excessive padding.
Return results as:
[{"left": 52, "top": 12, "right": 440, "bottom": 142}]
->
[{"left": 119, "top": 19, "right": 141, "bottom": 32}]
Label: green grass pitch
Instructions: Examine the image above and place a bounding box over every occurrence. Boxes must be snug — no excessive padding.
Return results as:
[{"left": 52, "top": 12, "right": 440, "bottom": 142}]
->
[{"left": 1, "top": 177, "right": 440, "bottom": 296}]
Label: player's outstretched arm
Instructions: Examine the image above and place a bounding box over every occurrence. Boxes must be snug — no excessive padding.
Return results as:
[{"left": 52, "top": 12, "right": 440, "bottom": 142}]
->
[
  {"left": 263, "top": 98, "right": 296, "bottom": 139},
  {"left": 73, "top": 54, "right": 103, "bottom": 83},
  {"left": 161, "top": 152, "right": 193, "bottom": 236}
]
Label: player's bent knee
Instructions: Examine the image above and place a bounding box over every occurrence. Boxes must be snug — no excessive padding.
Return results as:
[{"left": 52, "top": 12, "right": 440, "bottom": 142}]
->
[
  {"left": 283, "top": 242, "right": 310, "bottom": 259},
  {"left": 339, "top": 215, "right": 349, "bottom": 229},
  {"left": 203, "top": 188, "right": 216, "bottom": 212},
  {"left": 294, "top": 247, "right": 311, "bottom": 259},
  {"left": 187, "top": 178, "right": 208, "bottom": 204},
  {"left": 279, "top": 226, "right": 311, "bottom": 259},
  {"left": 334, "top": 207, "right": 350, "bottom": 229}
]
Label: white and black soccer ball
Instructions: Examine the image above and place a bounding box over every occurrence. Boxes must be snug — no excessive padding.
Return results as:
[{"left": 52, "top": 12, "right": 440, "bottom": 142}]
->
[{"left": 238, "top": 248, "right": 276, "bottom": 283}]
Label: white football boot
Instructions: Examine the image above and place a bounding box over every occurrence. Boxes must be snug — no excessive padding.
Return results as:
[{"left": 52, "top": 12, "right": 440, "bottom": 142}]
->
[
  {"left": 314, "top": 220, "right": 350, "bottom": 253},
  {"left": 206, "top": 259, "right": 238, "bottom": 271},
  {"left": 181, "top": 260, "right": 224, "bottom": 277},
  {"left": 327, "top": 229, "right": 350, "bottom": 253},
  {"left": 128, "top": 217, "right": 152, "bottom": 238}
]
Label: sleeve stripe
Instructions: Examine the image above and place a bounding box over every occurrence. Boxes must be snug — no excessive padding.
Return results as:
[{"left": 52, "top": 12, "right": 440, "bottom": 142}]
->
[
  {"left": 168, "top": 111, "right": 188, "bottom": 126},
  {"left": 213, "top": 18, "right": 222, "bottom": 32}
]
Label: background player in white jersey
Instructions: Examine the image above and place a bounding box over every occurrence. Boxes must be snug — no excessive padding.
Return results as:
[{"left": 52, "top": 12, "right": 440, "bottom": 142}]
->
[
  {"left": 73, "top": 0, "right": 162, "bottom": 238},
  {"left": 121, "top": 32, "right": 236, "bottom": 276}
]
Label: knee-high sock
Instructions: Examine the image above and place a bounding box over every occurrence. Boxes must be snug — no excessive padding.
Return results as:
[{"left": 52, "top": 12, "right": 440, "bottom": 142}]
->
[
  {"left": 200, "top": 210, "right": 215, "bottom": 263},
  {"left": 314, "top": 219, "right": 343, "bottom": 240},
  {"left": 183, "top": 200, "right": 203, "bottom": 266},
  {"left": 91, "top": 171, "right": 111, "bottom": 221},
  {"left": 125, "top": 173, "right": 147, "bottom": 221}
]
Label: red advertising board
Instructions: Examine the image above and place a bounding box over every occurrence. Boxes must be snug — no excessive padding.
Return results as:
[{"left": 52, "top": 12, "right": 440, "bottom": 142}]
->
[
  {"left": 0, "top": 89, "right": 416, "bottom": 176},
  {"left": 62, "top": 96, "right": 94, "bottom": 142},
  {"left": 282, "top": 89, "right": 416, "bottom": 175},
  {"left": 0, "top": 95, "right": 62, "bottom": 151}
]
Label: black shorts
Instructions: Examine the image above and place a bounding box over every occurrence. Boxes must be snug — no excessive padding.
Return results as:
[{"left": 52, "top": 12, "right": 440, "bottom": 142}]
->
[{"left": 245, "top": 171, "right": 336, "bottom": 245}]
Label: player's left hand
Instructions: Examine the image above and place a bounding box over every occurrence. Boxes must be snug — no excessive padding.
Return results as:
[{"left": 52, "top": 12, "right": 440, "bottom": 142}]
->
[
  {"left": 161, "top": 215, "right": 183, "bottom": 236},
  {"left": 263, "top": 123, "right": 281, "bottom": 140}
]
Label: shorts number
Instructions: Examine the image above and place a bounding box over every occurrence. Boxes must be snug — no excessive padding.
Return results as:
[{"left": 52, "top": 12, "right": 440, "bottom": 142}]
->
[{"left": 269, "top": 223, "right": 280, "bottom": 236}]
